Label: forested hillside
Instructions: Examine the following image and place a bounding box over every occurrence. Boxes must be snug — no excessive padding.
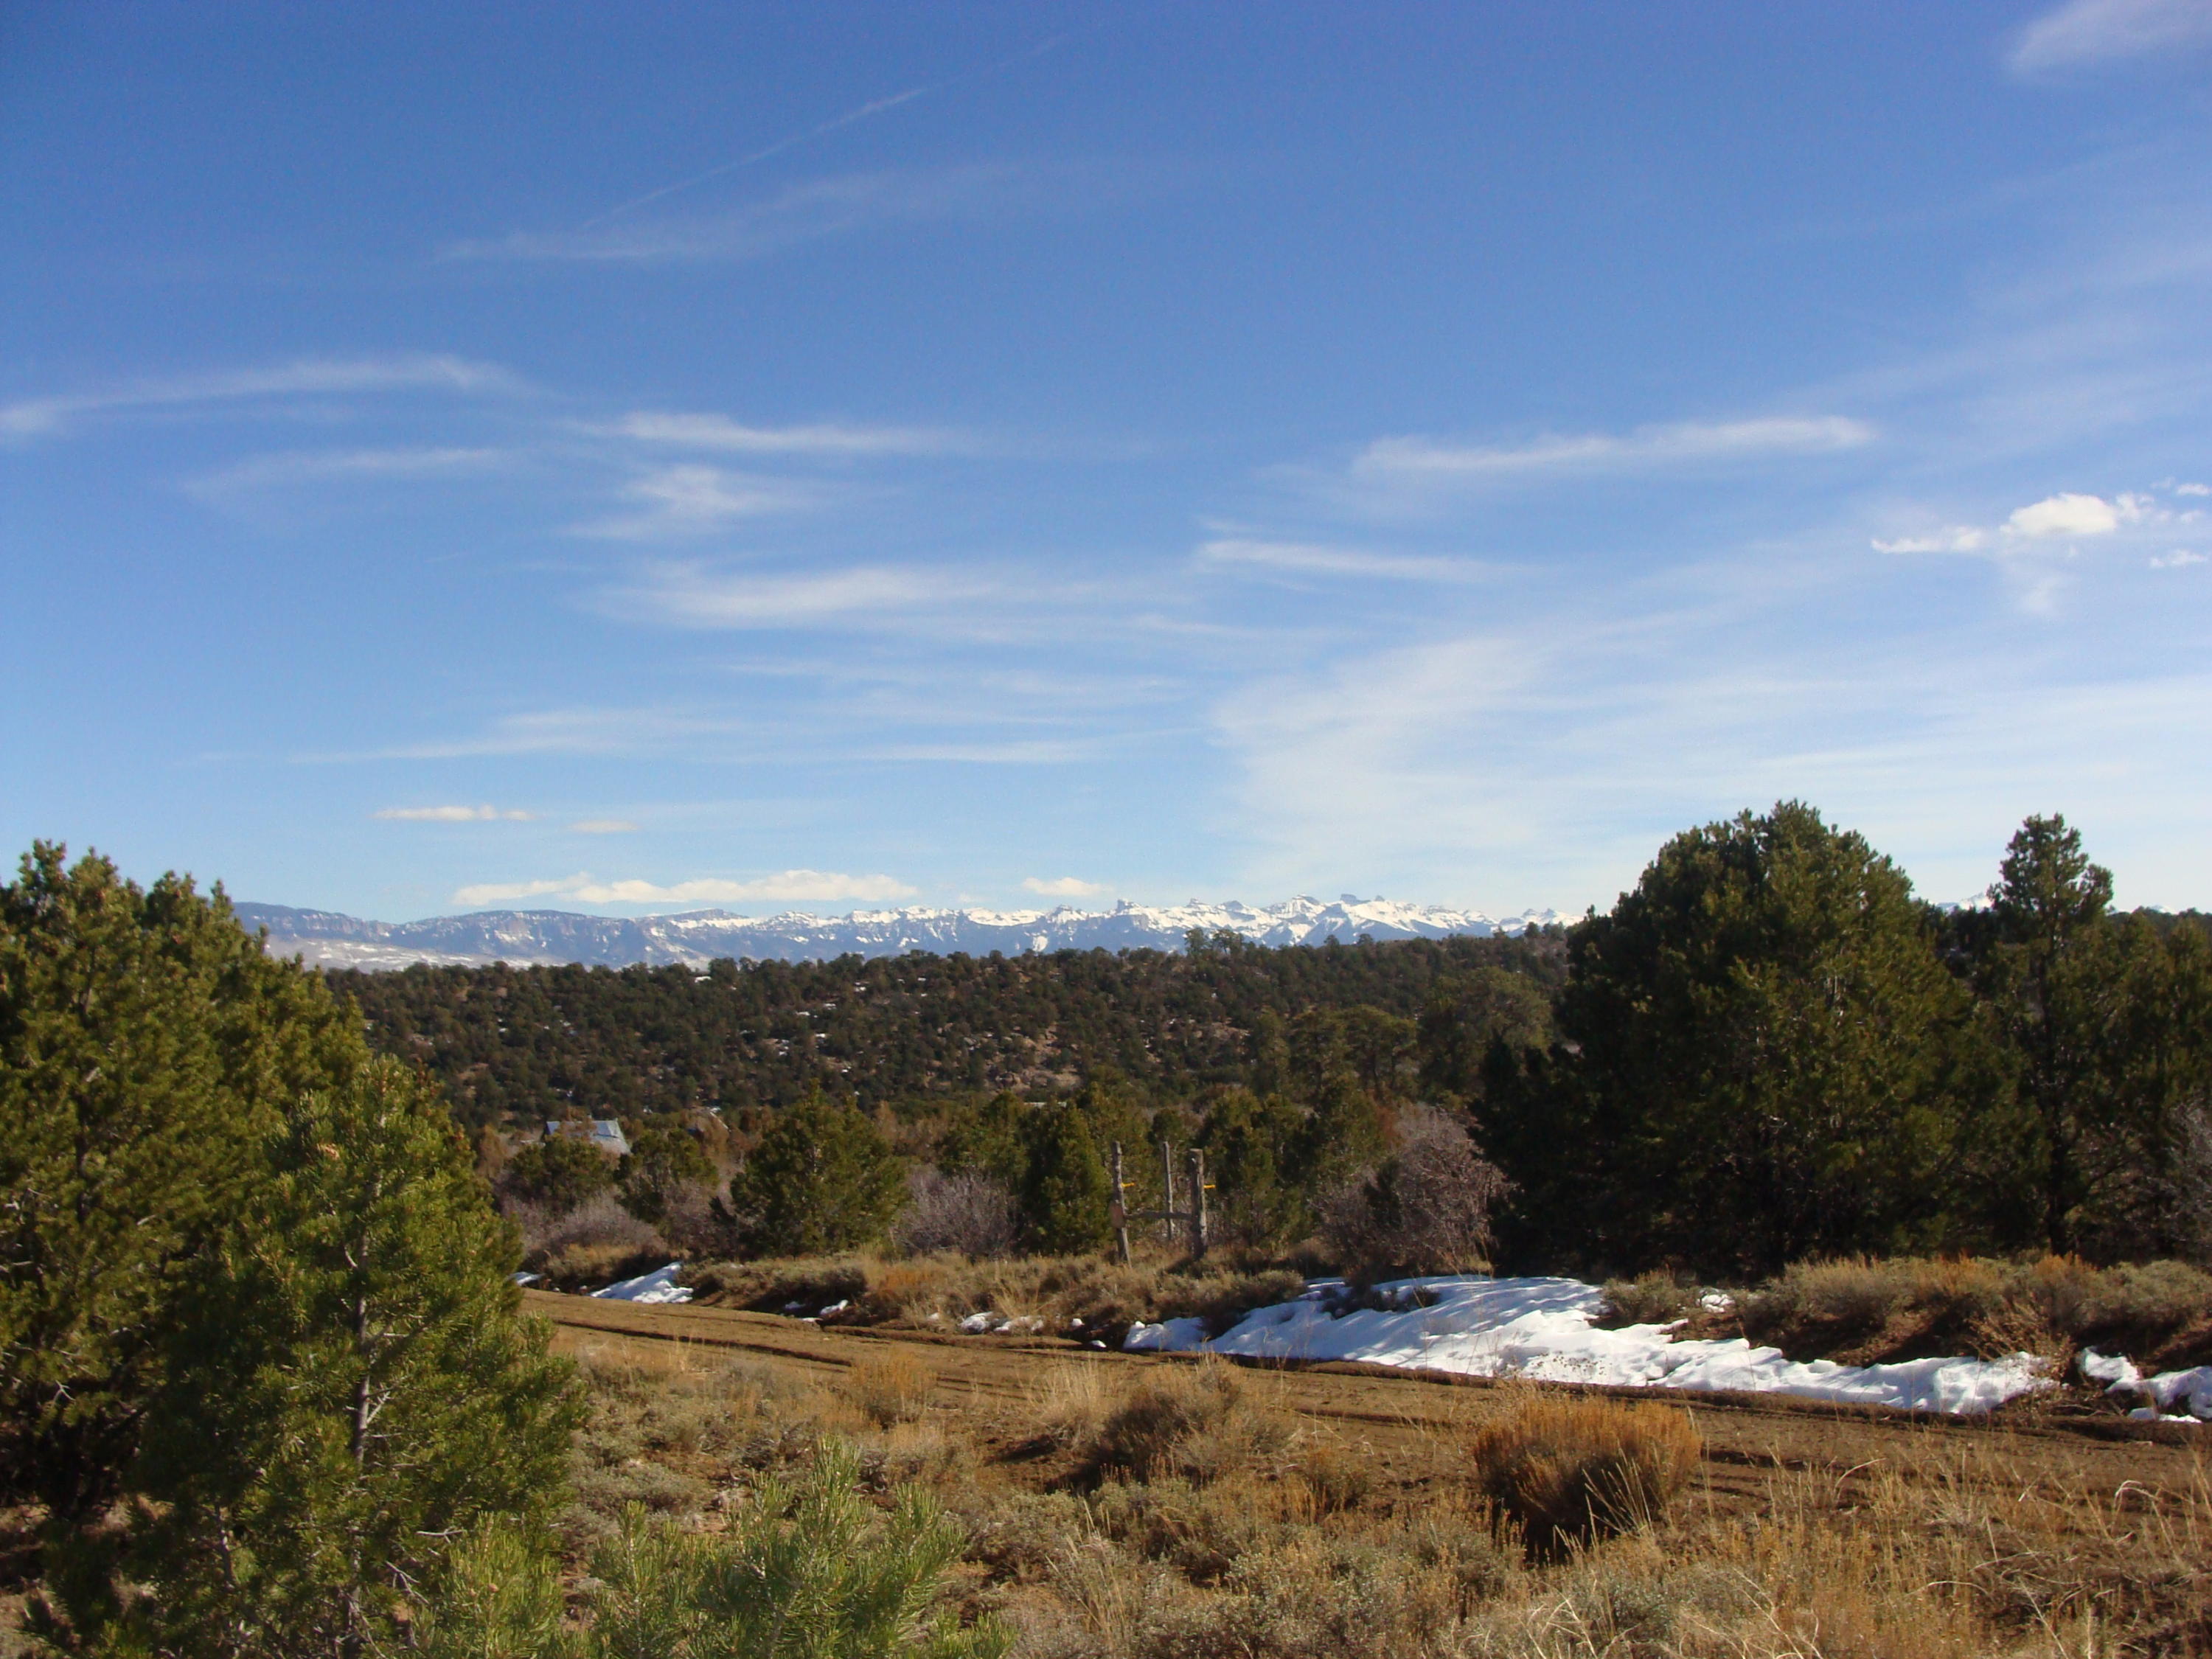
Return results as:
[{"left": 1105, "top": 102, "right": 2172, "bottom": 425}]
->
[{"left": 335, "top": 929, "right": 1569, "bottom": 1128}]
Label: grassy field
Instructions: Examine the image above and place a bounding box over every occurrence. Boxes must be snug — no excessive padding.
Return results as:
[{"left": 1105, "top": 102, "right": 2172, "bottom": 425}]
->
[{"left": 538, "top": 1288, "right": 2212, "bottom": 1658}]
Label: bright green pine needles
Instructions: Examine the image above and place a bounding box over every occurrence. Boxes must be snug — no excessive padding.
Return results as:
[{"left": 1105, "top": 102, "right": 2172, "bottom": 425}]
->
[{"left": 428, "top": 1442, "right": 1009, "bottom": 1659}]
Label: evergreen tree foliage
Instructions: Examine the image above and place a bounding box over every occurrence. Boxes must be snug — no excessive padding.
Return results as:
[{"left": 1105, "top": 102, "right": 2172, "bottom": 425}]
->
[
  {"left": 616, "top": 1124, "right": 716, "bottom": 1226},
  {"left": 335, "top": 933, "right": 1566, "bottom": 1129},
  {"left": 1969, "top": 816, "right": 2212, "bottom": 1258},
  {"left": 936, "top": 1089, "right": 1029, "bottom": 1191},
  {"left": 425, "top": 1444, "right": 1006, "bottom": 1659},
  {"left": 1016, "top": 1105, "right": 1113, "bottom": 1254},
  {"left": 49, "top": 1058, "right": 580, "bottom": 1658},
  {"left": 0, "top": 843, "right": 364, "bottom": 1527},
  {"left": 1495, "top": 803, "right": 1986, "bottom": 1276},
  {"left": 1197, "top": 1086, "right": 1306, "bottom": 1246},
  {"left": 1417, "top": 966, "right": 1554, "bottom": 1106},
  {"left": 726, "top": 1091, "right": 905, "bottom": 1256},
  {"left": 501, "top": 1133, "right": 618, "bottom": 1211}
]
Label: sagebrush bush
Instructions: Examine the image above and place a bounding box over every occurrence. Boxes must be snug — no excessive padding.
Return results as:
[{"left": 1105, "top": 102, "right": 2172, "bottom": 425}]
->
[
  {"left": 1467, "top": 1394, "right": 1700, "bottom": 1557},
  {"left": 1088, "top": 1360, "right": 1289, "bottom": 1484},
  {"left": 1597, "top": 1270, "right": 1702, "bottom": 1326}
]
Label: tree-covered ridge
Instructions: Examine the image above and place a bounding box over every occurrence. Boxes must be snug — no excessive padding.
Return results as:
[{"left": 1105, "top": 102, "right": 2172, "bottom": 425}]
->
[{"left": 333, "top": 931, "right": 1568, "bottom": 1128}]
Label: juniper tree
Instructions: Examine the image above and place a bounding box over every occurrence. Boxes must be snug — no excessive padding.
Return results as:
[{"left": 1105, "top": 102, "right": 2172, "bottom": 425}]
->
[
  {"left": 726, "top": 1091, "right": 905, "bottom": 1256},
  {"left": 1016, "top": 1105, "right": 1113, "bottom": 1255}
]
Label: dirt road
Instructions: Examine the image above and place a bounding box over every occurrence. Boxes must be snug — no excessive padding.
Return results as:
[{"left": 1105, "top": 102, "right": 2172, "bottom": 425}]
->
[{"left": 529, "top": 1290, "right": 2210, "bottom": 1526}]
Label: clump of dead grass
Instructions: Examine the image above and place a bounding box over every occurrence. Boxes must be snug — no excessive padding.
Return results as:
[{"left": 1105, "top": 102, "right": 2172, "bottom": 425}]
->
[
  {"left": 844, "top": 1347, "right": 933, "bottom": 1427},
  {"left": 1596, "top": 1269, "right": 1704, "bottom": 1327},
  {"left": 1467, "top": 1392, "right": 1700, "bottom": 1558}
]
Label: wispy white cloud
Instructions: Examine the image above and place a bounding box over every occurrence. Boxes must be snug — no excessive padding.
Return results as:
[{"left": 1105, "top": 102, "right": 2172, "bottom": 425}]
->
[
  {"left": 1023, "top": 874, "right": 1106, "bottom": 896},
  {"left": 190, "top": 445, "right": 505, "bottom": 495},
  {"left": 1873, "top": 526, "right": 1989, "bottom": 554},
  {"left": 599, "top": 411, "right": 975, "bottom": 457},
  {"left": 571, "top": 465, "right": 821, "bottom": 539},
  {"left": 1, "top": 354, "right": 521, "bottom": 441},
  {"left": 2010, "top": 0, "right": 2212, "bottom": 74},
  {"left": 2150, "top": 549, "right": 2206, "bottom": 568},
  {"left": 451, "top": 869, "right": 915, "bottom": 908},
  {"left": 442, "top": 165, "right": 1048, "bottom": 266},
  {"left": 2176, "top": 481, "right": 2212, "bottom": 496},
  {"left": 375, "top": 804, "right": 535, "bottom": 822},
  {"left": 567, "top": 818, "right": 640, "bottom": 834},
  {"left": 597, "top": 563, "right": 994, "bottom": 630},
  {"left": 1349, "top": 416, "right": 1876, "bottom": 483},
  {"left": 1194, "top": 538, "right": 1492, "bottom": 582}
]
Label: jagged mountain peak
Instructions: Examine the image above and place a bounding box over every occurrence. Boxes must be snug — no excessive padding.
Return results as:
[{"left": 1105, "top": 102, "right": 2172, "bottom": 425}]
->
[{"left": 234, "top": 896, "right": 1568, "bottom": 971}]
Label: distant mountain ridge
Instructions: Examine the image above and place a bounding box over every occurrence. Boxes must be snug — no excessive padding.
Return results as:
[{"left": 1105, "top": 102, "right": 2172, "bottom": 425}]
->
[{"left": 236, "top": 895, "right": 1569, "bottom": 971}]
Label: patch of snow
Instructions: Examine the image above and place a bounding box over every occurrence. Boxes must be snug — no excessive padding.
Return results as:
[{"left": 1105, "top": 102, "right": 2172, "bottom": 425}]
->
[
  {"left": 1699, "top": 1290, "right": 1735, "bottom": 1313},
  {"left": 1124, "top": 1315, "right": 1211, "bottom": 1352},
  {"left": 2084, "top": 1348, "right": 2212, "bottom": 1420},
  {"left": 510, "top": 1270, "right": 543, "bottom": 1285},
  {"left": 1125, "top": 1276, "right": 2053, "bottom": 1416},
  {"left": 590, "top": 1263, "right": 693, "bottom": 1304},
  {"left": 959, "top": 1310, "right": 1004, "bottom": 1333}
]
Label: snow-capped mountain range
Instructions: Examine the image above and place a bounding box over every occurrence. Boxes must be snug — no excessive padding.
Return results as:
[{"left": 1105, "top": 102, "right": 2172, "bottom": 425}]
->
[{"left": 234, "top": 896, "right": 1570, "bottom": 972}]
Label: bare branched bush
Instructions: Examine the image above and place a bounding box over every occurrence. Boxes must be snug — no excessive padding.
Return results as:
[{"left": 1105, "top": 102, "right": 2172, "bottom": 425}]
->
[
  {"left": 512, "top": 1192, "right": 667, "bottom": 1285},
  {"left": 1320, "top": 1107, "right": 1509, "bottom": 1278},
  {"left": 892, "top": 1167, "right": 1020, "bottom": 1260},
  {"left": 1467, "top": 1393, "right": 1700, "bottom": 1557}
]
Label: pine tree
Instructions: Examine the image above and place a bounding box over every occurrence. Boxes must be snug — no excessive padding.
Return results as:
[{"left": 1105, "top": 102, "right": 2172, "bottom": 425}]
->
[
  {"left": 616, "top": 1124, "right": 716, "bottom": 1225},
  {"left": 58, "top": 1058, "right": 580, "bottom": 1658},
  {"left": 727, "top": 1091, "right": 905, "bottom": 1256},
  {"left": 1517, "top": 803, "right": 1987, "bottom": 1276},
  {"left": 1016, "top": 1105, "right": 1112, "bottom": 1255},
  {"left": 0, "top": 844, "right": 364, "bottom": 1528}
]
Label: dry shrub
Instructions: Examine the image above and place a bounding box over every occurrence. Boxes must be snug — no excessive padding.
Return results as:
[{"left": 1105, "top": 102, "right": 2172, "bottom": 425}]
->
[
  {"left": 1467, "top": 1393, "right": 1700, "bottom": 1557},
  {"left": 516, "top": 1192, "right": 667, "bottom": 1285},
  {"left": 1318, "top": 1107, "right": 1508, "bottom": 1279},
  {"left": 893, "top": 1167, "right": 1019, "bottom": 1259},
  {"left": 845, "top": 1348, "right": 933, "bottom": 1427},
  {"left": 1089, "top": 1360, "right": 1290, "bottom": 1484},
  {"left": 1597, "top": 1270, "right": 1702, "bottom": 1327}
]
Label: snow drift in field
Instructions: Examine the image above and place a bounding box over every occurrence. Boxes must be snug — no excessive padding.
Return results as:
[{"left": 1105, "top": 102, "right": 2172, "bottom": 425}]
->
[
  {"left": 1124, "top": 1276, "right": 2053, "bottom": 1416},
  {"left": 2081, "top": 1349, "right": 2212, "bottom": 1421},
  {"left": 591, "top": 1263, "right": 693, "bottom": 1304}
]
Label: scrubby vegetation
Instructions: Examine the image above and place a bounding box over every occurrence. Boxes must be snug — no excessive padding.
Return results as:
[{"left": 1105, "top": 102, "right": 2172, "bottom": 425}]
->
[{"left": 10, "top": 800, "right": 2212, "bottom": 1652}]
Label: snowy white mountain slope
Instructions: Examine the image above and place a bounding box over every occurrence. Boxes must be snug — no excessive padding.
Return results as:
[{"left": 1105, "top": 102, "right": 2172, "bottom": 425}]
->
[{"left": 235, "top": 896, "right": 1568, "bottom": 970}]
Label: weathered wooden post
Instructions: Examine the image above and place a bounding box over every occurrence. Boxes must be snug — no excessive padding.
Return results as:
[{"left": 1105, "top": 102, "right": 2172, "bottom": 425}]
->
[
  {"left": 1186, "top": 1146, "right": 1209, "bottom": 1256},
  {"left": 1110, "top": 1139, "right": 1132, "bottom": 1265},
  {"left": 1158, "top": 1138, "right": 1178, "bottom": 1248}
]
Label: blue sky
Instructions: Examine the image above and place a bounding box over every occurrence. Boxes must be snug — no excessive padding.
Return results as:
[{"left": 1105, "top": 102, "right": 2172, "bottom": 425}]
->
[{"left": 4, "top": 1, "right": 2211, "bottom": 920}]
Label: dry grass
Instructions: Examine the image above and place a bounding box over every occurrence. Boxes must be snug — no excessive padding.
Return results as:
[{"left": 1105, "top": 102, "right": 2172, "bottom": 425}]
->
[
  {"left": 686, "top": 1250, "right": 1309, "bottom": 1346},
  {"left": 1467, "top": 1392, "right": 1701, "bottom": 1559},
  {"left": 1739, "top": 1253, "right": 2212, "bottom": 1371},
  {"left": 845, "top": 1348, "right": 935, "bottom": 1427},
  {"left": 345, "top": 1318, "right": 2212, "bottom": 1655}
]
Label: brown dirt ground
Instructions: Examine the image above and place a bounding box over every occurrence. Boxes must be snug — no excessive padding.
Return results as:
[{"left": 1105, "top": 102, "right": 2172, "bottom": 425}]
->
[{"left": 532, "top": 1289, "right": 2212, "bottom": 1539}]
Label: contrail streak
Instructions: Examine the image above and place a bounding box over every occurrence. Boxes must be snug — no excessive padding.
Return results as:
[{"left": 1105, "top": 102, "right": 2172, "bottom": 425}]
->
[{"left": 574, "top": 29, "right": 1087, "bottom": 231}]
